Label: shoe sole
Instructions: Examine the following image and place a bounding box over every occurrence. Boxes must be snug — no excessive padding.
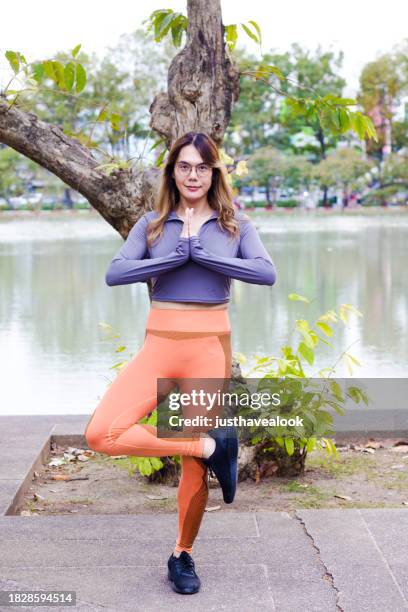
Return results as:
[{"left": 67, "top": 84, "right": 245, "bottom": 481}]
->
[
  {"left": 167, "top": 571, "right": 200, "bottom": 594},
  {"left": 224, "top": 429, "right": 238, "bottom": 503},
  {"left": 206, "top": 426, "right": 238, "bottom": 504}
]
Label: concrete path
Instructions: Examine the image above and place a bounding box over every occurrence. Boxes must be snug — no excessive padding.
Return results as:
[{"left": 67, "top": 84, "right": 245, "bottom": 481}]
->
[{"left": 0, "top": 415, "right": 407, "bottom": 611}]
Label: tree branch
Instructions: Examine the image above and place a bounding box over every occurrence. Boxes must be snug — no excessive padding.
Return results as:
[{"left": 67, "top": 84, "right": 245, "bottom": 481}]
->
[{"left": 0, "top": 97, "right": 159, "bottom": 237}]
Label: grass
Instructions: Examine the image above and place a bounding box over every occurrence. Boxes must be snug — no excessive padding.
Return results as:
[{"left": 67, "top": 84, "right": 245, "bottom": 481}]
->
[{"left": 306, "top": 451, "right": 377, "bottom": 478}]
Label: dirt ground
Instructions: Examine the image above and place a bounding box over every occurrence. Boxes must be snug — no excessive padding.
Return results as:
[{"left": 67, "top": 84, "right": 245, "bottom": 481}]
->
[{"left": 15, "top": 438, "right": 408, "bottom": 516}]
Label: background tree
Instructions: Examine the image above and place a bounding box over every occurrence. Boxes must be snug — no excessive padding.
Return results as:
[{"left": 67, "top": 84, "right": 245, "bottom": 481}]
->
[
  {"left": 314, "top": 147, "right": 372, "bottom": 207},
  {"left": 358, "top": 52, "right": 405, "bottom": 160}
]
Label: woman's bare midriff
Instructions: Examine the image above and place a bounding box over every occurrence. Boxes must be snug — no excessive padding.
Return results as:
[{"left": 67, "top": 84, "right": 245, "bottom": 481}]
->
[{"left": 151, "top": 300, "right": 228, "bottom": 311}]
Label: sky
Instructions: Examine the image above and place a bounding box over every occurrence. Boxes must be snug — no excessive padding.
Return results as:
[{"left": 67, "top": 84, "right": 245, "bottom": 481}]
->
[{"left": 0, "top": 0, "right": 407, "bottom": 97}]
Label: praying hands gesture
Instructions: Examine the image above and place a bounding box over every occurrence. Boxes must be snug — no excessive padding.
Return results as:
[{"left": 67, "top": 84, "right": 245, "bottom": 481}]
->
[{"left": 180, "top": 208, "right": 201, "bottom": 238}]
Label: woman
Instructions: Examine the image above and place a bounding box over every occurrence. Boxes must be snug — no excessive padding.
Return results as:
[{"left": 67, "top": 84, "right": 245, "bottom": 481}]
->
[{"left": 84, "top": 131, "right": 277, "bottom": 595}]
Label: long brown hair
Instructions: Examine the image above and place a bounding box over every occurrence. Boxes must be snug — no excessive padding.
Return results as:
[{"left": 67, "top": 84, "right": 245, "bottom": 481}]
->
[{"left": 146, "top": 132, "right": 240, "bottom": 248}]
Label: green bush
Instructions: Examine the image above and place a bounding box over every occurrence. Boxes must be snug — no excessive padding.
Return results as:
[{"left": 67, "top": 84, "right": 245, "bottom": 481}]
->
[
  {"left": 238, "top": 296, "right": 367, "bottom": 460},
  {"left": 276, "top": 199, "right": 298, "bottom": 208},
  {"left": 318, "top": 196, "right": 336, "bottom": 207},
  {"left": 97, "top": 296, "right": 367, "bottom": 480}
]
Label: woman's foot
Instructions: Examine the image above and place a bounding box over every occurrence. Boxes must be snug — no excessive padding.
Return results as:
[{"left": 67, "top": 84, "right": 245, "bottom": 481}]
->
[
  {"left": 201, "top": 436, "right": 216, "bottom": 458},
  {"left": 201, "top": 426, "right": 238, "bottom": 503},
  {"left": 167, "top": 551, "right": 201, "bottom": 594}
]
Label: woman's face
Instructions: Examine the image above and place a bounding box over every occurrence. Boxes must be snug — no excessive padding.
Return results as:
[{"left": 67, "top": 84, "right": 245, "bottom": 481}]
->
[{"left": 172, "top": 144, "right": 213, "bottom": 202}]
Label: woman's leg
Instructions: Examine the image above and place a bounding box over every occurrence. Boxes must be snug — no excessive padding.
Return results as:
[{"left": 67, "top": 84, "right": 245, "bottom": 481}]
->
[
  {"left": 164, "top": 329, "right": 232, "bottom": 555},
  {"left": 175, "top": 456, "right": 208, "bottom": 555},
  {"left": 84, "top": 331, "right": 205, "bottom": 458}
]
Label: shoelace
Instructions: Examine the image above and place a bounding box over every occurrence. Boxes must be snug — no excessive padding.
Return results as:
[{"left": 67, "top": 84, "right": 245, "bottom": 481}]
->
[{"left": 174, "top": 554, "right": 196, "bottom": 576}]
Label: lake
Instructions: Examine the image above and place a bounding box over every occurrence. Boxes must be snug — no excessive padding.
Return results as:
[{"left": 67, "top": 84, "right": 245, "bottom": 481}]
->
[{"left": 0, "top": 209, "right": 407, "bottom": 416}]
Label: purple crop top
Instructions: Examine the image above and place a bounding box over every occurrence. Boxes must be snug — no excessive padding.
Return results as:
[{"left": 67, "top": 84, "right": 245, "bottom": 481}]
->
[{"left": 105, "top": 209, "right": 277, "bottom": 303}]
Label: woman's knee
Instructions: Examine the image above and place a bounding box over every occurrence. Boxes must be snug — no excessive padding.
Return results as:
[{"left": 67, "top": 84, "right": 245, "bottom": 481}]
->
[{"left": 84, "top": 419, "right": 110, "bottom": 453}]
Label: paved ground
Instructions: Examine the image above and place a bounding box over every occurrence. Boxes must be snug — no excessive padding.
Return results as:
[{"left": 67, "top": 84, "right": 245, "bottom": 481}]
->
[{"left": 1, "top": 415, "right": 408, "bottom": 611}]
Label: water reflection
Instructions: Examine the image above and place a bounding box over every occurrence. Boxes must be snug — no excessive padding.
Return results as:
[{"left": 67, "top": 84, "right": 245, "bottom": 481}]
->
[{"left": 0, "top": 211, "right": 407, "bottom": 416}]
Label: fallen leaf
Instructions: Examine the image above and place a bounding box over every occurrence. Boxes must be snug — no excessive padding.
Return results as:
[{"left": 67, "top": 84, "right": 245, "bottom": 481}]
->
[
  {"left": 205, "top": 505, "right": 221, "bottom": 512},
  {"left": 361, "top": 448, "right": 375, "bottom": 454},
  {"left": 403, "top": 501, "right": 408, "bottom": 506},
  {"left": 145, "top": 495, "right": 168, "bottom": 501},
  {"left": 63, "top": 453, "right": 76, "bottom": 462},
  {"left": 365, "top": 441, "right": 382, "bottom": 449},
  {"left": 334, "top": 494, "right": 352, "bottom": 501},
  {"left": 51, "top": 475, "right": 70, "bottom": 481},
  {"left": 48, "top": 458, "right": 66, "bottom": 467}
]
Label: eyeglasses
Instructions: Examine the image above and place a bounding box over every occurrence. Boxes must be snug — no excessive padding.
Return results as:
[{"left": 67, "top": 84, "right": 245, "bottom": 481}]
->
[{"left": 175, "top": 162, "right": 212, "bottom": 178}]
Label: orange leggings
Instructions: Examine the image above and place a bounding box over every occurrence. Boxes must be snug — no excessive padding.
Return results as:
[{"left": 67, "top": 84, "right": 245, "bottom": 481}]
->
[{"left": 84, "top": 307, "right": 232, "bottom": 554}]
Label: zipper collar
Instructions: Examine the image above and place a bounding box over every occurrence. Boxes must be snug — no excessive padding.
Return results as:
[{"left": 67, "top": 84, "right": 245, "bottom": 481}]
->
[{"left": 167, "top": 209, "right": 219, "bottom": 222}]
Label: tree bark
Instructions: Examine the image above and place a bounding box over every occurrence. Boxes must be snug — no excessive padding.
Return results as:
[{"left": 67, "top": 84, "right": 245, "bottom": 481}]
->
[{"left": 149, "top": 0, "right": 240, "bottom": 149}]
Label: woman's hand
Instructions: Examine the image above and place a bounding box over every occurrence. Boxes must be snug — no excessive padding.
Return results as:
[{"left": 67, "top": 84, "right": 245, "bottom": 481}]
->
[
  {"left": 179, "top": 208, "right": 190, "bottom": 238},
  {"left": 180, "top": 208, "right": 198, "bottom": 238}
]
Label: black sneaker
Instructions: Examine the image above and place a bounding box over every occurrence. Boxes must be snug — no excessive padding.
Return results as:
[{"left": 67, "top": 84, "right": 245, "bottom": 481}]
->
[
  {"left": 202, "top": 426, "right": 238, "bottom": 504},
  {"left": 167, "top": 552, "right": 201, "bottom": 594}
]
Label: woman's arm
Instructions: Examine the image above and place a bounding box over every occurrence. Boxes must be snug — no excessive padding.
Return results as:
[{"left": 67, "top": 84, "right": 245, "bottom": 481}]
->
[
  {"left": 105, "top": 214, "right": 190, "bottom": 286},
  {"left": 189, "top": 218, "right": 276, "bottom": 285}
]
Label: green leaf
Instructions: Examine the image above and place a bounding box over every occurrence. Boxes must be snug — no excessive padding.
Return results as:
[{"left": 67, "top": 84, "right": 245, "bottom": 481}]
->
[
  {"left": 351, "top": 111, "right": 366, "bottom": 140},
  {"left": 64, "top": 62, "right": 75, "bottom": 91},
  {"left": 43, "top": 60, "right": 65, "bottom": 87},
  {"left": 338, "top": 108, "right": 351, "bottom": 132},
  {"left": 75, "top": 63, "right": 86, "bottom": 93},
  {"left": 306, "top": 438, "right": 316, "bottom": 452},
  {"left": 149, "top": 137, "right": 167, "bottom": 151},
  {"left": 152, "top": 9, "right": 173, "bottom": 40},
  {"left": 255, "top": 64, "right": 285, "bottom": 81},
  {"left": 248, "top": 20, "right": 262, "bottom": 45},
  {"left": 316, "top": 321, "right": 333, "bottom": 337},
  {"left": 301, "top": 330, "right": 314, "bottom": 349},
  {"left": 72, "top": 44, "right": 81, "bottom": 58},
  {"left": 171, "top": 16, "right": 187, "bottom": 47},
  {"left": 225, "top": 24, "right": 238, "bottom": 51},
  {"left": 31, "top": 63, "right": 45, "bottom": 83},
  {"left": 298, "top": 342, "right": 314, "bottom": 366},
  {"left": 296, "top": 319, "right": 310, "bottom": 332},
  {"left": 156, "top": 12, "right": 175, "bottom": 40},
  {"left": 110, "top": 112, "right": 122, "bottom": 131},
  {"left": 155, "top": 147, "right": 167, "bottom": 167},
  {"left": 329, "top": 380, "right": 344, "bottom": 402},
  {"left": 288, "top": 293, "right": 310, "bottom": 303},
  {"left": 97, "top": 108, "right": 109, "bottom": 122},
  {"left": 284, "top": 438, "right": 294, "bottom": 456},
  {"left": 241, "top": 23, "right": 260, "bottom": 44},
  {"left": 150, "top": 457, "right": 163, "bottom": 471},
  {"left": 5, "top": 50, "right": 20, "bottom": 74}
]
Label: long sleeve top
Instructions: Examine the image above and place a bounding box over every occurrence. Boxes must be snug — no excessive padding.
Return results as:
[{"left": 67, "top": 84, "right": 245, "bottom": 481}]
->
[{"left": 105, "top": 209, "right": 277, "bottom": 303}]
